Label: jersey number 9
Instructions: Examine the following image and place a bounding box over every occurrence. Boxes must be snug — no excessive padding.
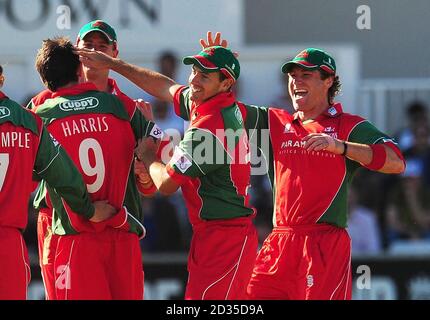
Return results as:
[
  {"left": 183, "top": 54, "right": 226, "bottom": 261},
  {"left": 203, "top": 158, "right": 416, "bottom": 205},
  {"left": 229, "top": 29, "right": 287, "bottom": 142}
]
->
[{"left": 79, "top": 138, "right": 105, "bottom": 193}]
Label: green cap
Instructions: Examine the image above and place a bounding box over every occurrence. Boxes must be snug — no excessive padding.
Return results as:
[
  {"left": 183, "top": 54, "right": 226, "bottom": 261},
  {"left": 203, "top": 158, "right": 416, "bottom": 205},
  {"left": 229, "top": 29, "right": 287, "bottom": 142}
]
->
[
  {"left": 281, "top": 48, "right": 336, "bottom": 74},
  {"left": 77, "top": 20, "right": 117, "bottom": 43},
  {"left": 183, "top": 46, "right": 240, "bottom": 81}
]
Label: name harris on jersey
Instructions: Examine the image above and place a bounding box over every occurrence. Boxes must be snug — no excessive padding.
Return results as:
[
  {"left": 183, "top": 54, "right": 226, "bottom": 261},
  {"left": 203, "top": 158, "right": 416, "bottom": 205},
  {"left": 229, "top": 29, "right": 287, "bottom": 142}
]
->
[{"left": 57, "top": 97, "right": 109, "bottom": 138}]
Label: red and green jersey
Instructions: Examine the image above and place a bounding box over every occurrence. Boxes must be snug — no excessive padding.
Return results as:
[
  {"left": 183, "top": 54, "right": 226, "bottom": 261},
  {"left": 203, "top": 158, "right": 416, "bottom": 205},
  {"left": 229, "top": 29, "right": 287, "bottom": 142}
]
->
[
  {"left": 0, "top": 91, "right": 93, "bottom": 230},
  {"left": 244, "top": 103, "right": 400, "bottom": 228},
  {"left": 33, "top": 83, "right": 160, "bottom": 237},
  {"left": 166, "top": 86, "right": 254, "bottom": 225}
]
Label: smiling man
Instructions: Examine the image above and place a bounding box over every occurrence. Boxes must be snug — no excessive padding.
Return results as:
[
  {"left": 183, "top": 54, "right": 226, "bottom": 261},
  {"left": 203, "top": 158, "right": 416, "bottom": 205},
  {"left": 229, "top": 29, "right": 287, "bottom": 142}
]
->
[
  {"left": 242, "top": 47, "right": 406, "bottom": 300},
  {"left": 76, "top": 44, "right": 258, "bottom": 300}
]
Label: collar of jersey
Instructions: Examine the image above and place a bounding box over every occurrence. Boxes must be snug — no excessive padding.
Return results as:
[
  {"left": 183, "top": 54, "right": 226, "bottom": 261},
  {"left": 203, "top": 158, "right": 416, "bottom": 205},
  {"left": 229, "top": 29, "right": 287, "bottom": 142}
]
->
[
  {"left": 107, "top": 78, "right": 120, "bottom": 95},
  {"left": 293, "top": 102, "right": 344, "bottom": 122},
  {"left": 0, "top": 91, "right": 7, "bottom": 100},
  {"left": 193, "top": 91, "right": 236, "bottom": 116},
  {"left": 51, "top": 82, "right": 98, "bottom": 98}
]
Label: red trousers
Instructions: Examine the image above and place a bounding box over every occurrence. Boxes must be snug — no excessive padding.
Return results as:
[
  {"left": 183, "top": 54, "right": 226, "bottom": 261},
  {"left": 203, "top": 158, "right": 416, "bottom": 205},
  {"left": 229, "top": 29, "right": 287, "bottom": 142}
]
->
[
  {"left": 185, "top": 217, "right": 258, "bottom": 300},
  {"left": 37, "top": 210, "right": 58, "bottom": 300},
  {"left": 247, "top": 224, "right": 352, "bottom": 300},
  {"left": 54, "top": 228, "right": 144, "bottom": 300},
  {"left": 0, "top": 227, "right": 31, "bottom": 299}
]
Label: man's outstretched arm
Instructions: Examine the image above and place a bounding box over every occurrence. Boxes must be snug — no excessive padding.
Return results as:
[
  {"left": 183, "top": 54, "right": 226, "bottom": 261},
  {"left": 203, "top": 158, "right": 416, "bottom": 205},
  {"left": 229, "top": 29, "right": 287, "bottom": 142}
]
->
[{"left": 76, "top": 47, "right": 181, "bottom": 103}]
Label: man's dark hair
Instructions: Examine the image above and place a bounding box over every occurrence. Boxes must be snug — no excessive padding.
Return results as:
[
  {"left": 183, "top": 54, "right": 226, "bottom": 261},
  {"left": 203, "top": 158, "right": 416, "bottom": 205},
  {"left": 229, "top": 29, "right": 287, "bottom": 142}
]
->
[
  {"left": 407, "top": 101, "right": 428, "bottom": 121},
  {"left": 159, "top": 51, "right": 177, "bottom": 69},
  {"left": 0, "top": 65, "right": 4, "bottom": 87},
  {"left": 320, "top": 69, "right": 341, "bottom": 104},
  {"left": 35, "top": 37, "right": 80, "bottom": 92}
]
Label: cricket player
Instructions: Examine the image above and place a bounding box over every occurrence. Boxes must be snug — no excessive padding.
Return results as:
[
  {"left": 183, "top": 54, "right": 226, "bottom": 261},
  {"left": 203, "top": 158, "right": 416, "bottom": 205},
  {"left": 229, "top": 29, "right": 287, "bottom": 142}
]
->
[
  {"left": 198, "top": 34, "right": 405, "bottom": 299},
  {"left": 76, "top": 44, "right": 258, "bottom": 300},
  {"left": 241, "top": 49, "right": 404, "bottom": 299},
  {"left": 0, "top": 65, "right": 114, "bottom": 299},
  {"left": 28, "top": 20, "right": 155, "bottom": 300},
  {"left": 33, "top": 37, "right": 161, "bottom": 299}
]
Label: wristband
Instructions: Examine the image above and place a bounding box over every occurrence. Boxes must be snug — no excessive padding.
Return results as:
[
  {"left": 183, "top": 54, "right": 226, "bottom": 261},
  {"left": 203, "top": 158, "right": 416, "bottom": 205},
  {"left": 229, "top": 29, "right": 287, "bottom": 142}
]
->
[
  {"left": 364, "top": 144, "right": 386, "bottom": 171},
  {"left": 341, "top": 141, "right": 348, "bottom": 156}
]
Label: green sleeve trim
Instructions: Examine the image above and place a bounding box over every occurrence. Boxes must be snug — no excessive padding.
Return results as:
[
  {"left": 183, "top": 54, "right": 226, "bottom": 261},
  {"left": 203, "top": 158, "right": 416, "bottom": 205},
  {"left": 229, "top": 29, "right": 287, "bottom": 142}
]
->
[
  {"left": 0, "top": 98, "right": 39, "bottom": 135},
  {"left": 348, "top": 120, "right": 391, "bottom": 145},
  {"left": 34, "top": 127, "right": 94, "bottom": 219},
  {"left": 177, "top": 87, "right": 191, "bottom": 121}
]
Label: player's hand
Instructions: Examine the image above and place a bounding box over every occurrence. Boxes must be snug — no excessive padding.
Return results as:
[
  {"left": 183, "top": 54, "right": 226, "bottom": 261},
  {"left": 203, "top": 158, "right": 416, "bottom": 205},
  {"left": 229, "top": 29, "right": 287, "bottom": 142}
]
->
[
  {"left": 74, "top": 47, "right": 115, "bottom": 69},
  {"left": 135, "top": 99, "right": 154, "bottom": 121},
  {"left": 200, "top": 31, "right": 239, "bottom": 58},
  {"left": 91, "top": 200, "right": 116, "bottom": 222},
  {"left": 302, "top": 133, "right": 343, "bottom": 154},
  {"left": 136, "top": 136, "right": 161, "bottom": 162},
  {"left": 200, "top": 31, "right": 228, "bottom": 49},
  {"left": 134, "top": 158, "right": 153, "bottom": 185}
]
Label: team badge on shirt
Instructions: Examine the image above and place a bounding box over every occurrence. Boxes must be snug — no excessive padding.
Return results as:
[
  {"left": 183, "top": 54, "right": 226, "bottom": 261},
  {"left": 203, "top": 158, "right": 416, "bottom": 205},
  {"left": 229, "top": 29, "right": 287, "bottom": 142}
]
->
[
  {"left": 327, "top": 107, "right": 338, "bottom": 116},
  {"left": 284, "top": 123, "right": 295, "bottom": 133},
  {"left": 171, "top": 146, "right": 192, "bottom": 173}
]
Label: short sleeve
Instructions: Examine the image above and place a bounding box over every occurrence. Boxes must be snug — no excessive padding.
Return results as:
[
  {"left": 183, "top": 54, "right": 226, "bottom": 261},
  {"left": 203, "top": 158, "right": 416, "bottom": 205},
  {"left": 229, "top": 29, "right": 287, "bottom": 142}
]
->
[{"left": 173, "top": 86, "right": 191, "bottom": 121}]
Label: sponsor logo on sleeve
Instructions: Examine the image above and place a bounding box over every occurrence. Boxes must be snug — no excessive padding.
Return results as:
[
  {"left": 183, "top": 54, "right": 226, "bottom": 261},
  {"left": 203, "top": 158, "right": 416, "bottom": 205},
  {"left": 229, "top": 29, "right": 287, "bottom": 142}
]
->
[
  {"left": 0, "top": 106, "right": 11, "bottom": 119},
  {"left": 149, "top": 124, "right": 164, "bottom": 140},
  {"left": 59, "top": 97, "right": 99, "bottom": 112}
]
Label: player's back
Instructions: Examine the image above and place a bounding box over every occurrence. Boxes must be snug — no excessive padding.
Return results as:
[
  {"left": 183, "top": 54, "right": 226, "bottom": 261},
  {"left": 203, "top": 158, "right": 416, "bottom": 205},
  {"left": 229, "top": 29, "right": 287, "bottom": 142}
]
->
[
  {"left": 35, "top": 83, "right": 143, "bottom": 235},
  {"left": 0, "top": 93, "right": 42, "bottom": 229}
]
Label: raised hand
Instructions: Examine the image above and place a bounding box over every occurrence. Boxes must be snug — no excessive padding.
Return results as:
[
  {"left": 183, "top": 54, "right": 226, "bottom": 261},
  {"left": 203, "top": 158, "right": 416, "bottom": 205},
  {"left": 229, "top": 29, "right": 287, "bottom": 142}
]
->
[
  {"left": 74, "top": 47, "right": 115, "bottom": 69},
  {"left": 200, "top": 31, "right": 228, "bottom": 49}
]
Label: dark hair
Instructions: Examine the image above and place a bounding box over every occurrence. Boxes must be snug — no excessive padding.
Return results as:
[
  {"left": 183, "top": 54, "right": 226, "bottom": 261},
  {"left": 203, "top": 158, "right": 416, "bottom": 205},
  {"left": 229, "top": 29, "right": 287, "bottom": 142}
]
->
[
  {"left": 35, "top": 37, "right": 80, "bottom": 91},
  {"left": 320, "top": 70, "right": 341, "bottom": 104},
  {"left": 0, "top": 65, "right": 4, "bottom": 87},
  {"left": 407, "top": 101, "right": 428, "bottom": 116},
  {"left": 159, "top": 51, "right": 177, "bottom": 67}
]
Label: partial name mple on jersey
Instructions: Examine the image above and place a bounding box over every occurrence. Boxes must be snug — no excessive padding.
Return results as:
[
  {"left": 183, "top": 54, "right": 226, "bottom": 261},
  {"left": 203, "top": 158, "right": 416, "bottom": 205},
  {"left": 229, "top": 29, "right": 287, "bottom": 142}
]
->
[{"left": 1, "top": 131, "right": 31, "bottom": 149}]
